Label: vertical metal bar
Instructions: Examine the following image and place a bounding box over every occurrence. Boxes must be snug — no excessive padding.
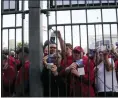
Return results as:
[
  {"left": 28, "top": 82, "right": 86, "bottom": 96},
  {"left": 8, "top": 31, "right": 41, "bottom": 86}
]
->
[
  {"left": 21, "top": 0, "right": 25, "bottom": 95},
  {"left": 79, "top": 25, "right": 83, "bottom": 96},
  {"left": 63, "top": 25, "right": 66, "bottom": 67},
  {"left": 47, "top": 0, "right": 51, "bottom": 97},
  {"left": 14, "top": 0, "right": 18, "bottom": 81},
  {"left": 92, "top": 0, "right": 94, "bottom": 6},
  {"left": 70, "top": 10, "right": 73, "bottom": 58},
  {"left": 85, "top": 1, "right": 90, "bottom": 96},
  {"left": 9, "top": 0, "right": 10, "bottom": 11},
  {"left": 54, "top": 0, "right": 57, "bottom": 9},
  {"left": 115, "top": 8, "right": 118, "bottom": 41},
  {"left": 62, "top": 0, "right": 64, "bottom": 7},
  {"left": 107, "top": 0, "right": 109, "bottom": 6},
  {"left": 63, "top": 25, "right": 67, "bottom": 96},
  {"left": 79, "top": 25, "right": 82, "bottom": 56},
  {"left": 8, "top": 29, "right": 11, "bottom": 96},
  {"left": 1, "top": 0, "right": 4, "bottom": 96},
  {"left": 69, "top": 0, "right": 74, "bottom": 96},
  {"left": 79, "top": 25, "right": 82, "bottom": 55},
  {"left": 85, "top": 8, "right": 90, "bottom": 97},
  {"left": 100, "top": 0, "right": 102, "bottom": 6},
  {"left": 109, "top": 24, "right": 114, "bottom": 96},
  {"left": 77, "top": 0, "right": 79, "bottom": 5},
  {"left": 94, "top": 24, "right": 98, "bottom": 97},
  {"left": 69, "top": 0, "right": 72, "bottom": 7},
  {"left": 100, "top": 4, "right": 106, "bottom": 96},
  {"left": 115, "top": 0, "right": 117, "bottom": 5},
  {"left": 29, "top": 0, "right": 43, "bottom": 96},
  {"left": 54, "top": 2, "right": 59, "bottom": 97}
]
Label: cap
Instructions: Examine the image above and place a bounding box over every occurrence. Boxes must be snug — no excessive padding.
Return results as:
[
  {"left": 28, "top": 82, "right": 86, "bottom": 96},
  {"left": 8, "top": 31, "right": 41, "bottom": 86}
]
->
[
  {"left": 17, "top": 47, "right": 29, "bottom": 54},
  {"left": 73, "top": 46, "right": 84, "bottom": 53}
]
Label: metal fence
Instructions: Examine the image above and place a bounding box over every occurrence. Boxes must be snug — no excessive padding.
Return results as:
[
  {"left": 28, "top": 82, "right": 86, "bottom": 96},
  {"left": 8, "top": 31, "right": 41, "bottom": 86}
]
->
[{"left": 1, "top": 0, "right": 118, "bottom": 97}]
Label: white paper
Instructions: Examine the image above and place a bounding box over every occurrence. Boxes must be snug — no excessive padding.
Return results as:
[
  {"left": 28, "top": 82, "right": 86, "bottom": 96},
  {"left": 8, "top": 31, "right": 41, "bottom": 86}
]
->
[
  {"left": 47, "top": 63, "right": 53, "bottom": 69},
  {"left": 78, "top": 68, "right": 85, "bottom": 75}
]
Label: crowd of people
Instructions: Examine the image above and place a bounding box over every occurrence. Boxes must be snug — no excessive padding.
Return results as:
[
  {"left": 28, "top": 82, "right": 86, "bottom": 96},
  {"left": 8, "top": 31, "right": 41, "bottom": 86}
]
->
[
  {"left": 2, "top": 47, "right": 29, "bottom": 96},
  {"left": 1, "top": 31, "right": 118, "bottom": 97}
]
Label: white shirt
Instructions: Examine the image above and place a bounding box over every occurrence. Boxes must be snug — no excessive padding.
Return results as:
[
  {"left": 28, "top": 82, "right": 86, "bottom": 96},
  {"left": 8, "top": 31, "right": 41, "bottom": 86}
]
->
[{"left": 95, "top": 58, "right": 118, "bottom": 92}]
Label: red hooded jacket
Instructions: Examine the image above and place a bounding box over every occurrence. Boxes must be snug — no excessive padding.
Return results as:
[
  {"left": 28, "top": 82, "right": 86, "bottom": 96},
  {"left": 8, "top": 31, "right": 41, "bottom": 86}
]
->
[
  {"left": 2, "top": 66, "right": 15, "bottom": 86},
  {"left": 15, "top": 61, "right": 30, "bottom": 86},
  {"left": 70, "top": 56, "right": 95, "bottom": 97}
]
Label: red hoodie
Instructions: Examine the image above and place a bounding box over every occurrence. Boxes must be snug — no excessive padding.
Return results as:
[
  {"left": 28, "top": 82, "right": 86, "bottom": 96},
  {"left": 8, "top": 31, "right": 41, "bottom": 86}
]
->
[
  {"left": 15, "top": 61, "right": 30, "bottom": 86},
  {"left": 59, "top": 55, "right": 73, "bottom": 76},
  {"left": 70, "top": 56, "right": 95, "bottom": 97},
  {"left": 8, "top": 56, "right": 15, "bottom": 67},
  {"left": 2, "top": 66, "right": 15, "bottom": 86}
]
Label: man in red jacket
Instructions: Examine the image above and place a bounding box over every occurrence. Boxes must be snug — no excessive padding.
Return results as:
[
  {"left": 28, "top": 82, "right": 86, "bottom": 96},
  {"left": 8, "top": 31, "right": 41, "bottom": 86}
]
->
[
  {"left": 14, "top": 47, "right": 30, "bottom": 96},
  {"left": 2, "top": 54, "right": 15, "bottom": 97},
  {"left": 67, "top": 46, "right": 95, "bottom": 97}
]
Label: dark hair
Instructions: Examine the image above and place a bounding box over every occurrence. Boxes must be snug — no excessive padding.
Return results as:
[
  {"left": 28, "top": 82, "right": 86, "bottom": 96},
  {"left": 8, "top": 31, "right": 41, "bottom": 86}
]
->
[
  {"left": 43, "top": 40, "right": 56, "bottom": 51},
  {"left": 2, "top": 54, "right": 7, "bottom": 60},
  {"left": 2, "top": 49, "right": 9, "bottom": 55},
  {"left": 43, "top": 40, "right": 50, "bottom": 51},
  {"left": 17, "top": 47, "right": 29, "bottom": 54},
  {"left": 66, "top": 43, "right": 73, "bottom": 50}
]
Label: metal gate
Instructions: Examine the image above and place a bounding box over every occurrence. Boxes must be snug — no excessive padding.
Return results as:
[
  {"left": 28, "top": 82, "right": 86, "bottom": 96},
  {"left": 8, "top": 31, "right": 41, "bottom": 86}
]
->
[
  {"left": 1, "top": 0, "right": 30, "bottom": 97},
  {"left": 1, "top": 0, "right": 118, "bottom": 97}
]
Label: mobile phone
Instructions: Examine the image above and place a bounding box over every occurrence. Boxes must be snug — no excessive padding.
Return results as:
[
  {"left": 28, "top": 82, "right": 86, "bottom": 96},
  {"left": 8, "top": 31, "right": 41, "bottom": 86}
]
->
[
  {"left": 54, "top": 30, "right": 59, "bottom": 34},
  {"left": 50, "top": 37, "right": 55, "bottom": 43},
  {"left": 76, "top": 59, "right": 84, "bottom": 68}
]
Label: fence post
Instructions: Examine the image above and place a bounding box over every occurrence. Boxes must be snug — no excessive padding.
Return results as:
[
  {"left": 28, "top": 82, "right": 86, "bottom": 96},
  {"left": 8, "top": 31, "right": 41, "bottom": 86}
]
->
[{"left": 29, "top": 0, "right": 43, "bottom": 96}]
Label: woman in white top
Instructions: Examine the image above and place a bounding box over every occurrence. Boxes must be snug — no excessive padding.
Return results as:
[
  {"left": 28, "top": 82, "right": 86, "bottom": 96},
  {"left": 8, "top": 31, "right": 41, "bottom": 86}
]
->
[{"left": 95, "top": 48, "right": 118, "bottom": 97}]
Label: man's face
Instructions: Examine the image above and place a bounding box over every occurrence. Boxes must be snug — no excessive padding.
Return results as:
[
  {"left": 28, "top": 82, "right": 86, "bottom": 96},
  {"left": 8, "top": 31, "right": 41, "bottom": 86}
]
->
[
  {"left": 73, "top": 50, "right": 83, "bottom": 61},
  {"left": 98, "top": 52, "right": 104, "bottom": 61},
  {"left": 49, "top": 44, "right": 56, "bottom": 54},
  {"left": 66, "top": 46, "right": 72, "bottom": 55},
  {"left": 44, "top": 47, "right": 48, "bottom": 56}
]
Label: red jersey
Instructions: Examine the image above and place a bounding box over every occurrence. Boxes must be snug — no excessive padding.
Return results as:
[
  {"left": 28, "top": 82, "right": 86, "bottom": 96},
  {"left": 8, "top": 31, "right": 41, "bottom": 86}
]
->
[
  {"left": 15, "top": 61, "right": 30, "bottom": 86},
  {"left": 59, "top": 55, "right": 73, "bottom": 76},
  {"left": 8, "top": 56, "right": 15, "bottom": 68},
  {"left": 61, "top": 55, "right": 73, "bottom": 68},
  {"left": 2, "top": 66, "right": 15, "bottom": 86},
  {"left": 70, "top": 56, "right": 95, "bottom": 97}
]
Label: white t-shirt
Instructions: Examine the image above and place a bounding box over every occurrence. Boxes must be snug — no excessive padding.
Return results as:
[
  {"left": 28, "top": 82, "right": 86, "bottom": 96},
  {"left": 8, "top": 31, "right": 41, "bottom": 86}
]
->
[{"left": 95, "top": 58, "right": 118, "bottom": 92}]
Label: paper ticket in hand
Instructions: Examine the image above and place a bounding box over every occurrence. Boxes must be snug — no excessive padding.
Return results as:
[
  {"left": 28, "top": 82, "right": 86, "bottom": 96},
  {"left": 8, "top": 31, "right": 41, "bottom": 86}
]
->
[
  {"left": 78, "top": 67, "right": 85, "bottom": 75},
  {"left": 47, "top": 63, "right": 53, "bottom": 69}
]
